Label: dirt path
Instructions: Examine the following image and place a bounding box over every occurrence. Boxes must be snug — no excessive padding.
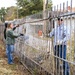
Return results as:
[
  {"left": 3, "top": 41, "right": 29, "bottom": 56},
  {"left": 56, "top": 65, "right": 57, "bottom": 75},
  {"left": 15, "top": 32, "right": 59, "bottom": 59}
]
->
[{"left": 0, "top": 40, "right": 31, "bottom": 75}]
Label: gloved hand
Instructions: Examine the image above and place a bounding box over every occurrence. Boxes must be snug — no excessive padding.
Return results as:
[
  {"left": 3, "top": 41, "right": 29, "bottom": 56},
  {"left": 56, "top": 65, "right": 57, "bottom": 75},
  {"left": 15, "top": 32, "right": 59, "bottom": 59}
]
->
[{"left": 20, "top": 33, "right": 24, "bottom": 36}]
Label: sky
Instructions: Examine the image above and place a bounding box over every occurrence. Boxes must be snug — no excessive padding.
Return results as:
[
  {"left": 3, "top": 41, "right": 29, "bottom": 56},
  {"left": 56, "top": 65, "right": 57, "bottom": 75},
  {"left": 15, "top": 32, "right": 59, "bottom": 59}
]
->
[
  {"left": 0, "top": 0, "right": 17, "bottom": 9},
  {"left": 0, "top": 0, "right": 75, "bottom": 9},
  {"left": 52, "top": 0, "right": 75, "bottom": 7}
]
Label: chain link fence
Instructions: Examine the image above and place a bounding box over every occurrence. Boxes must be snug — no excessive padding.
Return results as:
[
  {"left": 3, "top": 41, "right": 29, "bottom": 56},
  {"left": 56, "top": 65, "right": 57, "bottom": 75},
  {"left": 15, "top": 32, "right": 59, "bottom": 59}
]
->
[{"left": 0, "top": 24, "right": 5, "bottom": 40}]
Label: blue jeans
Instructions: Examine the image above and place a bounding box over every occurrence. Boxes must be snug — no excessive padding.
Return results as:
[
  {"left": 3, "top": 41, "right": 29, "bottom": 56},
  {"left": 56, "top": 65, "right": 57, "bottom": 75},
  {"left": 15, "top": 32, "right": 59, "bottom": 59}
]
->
[
  {"left": 6, "top": 44, "right": 14, "bottom": 64},
  {"left": 4, "top": 39, "right": 8, "bottom": 56},
  {"left": 54, "top": 45, "right": 70, "bottom": 75},
  {"left": 6, "top": 45, "right": 8, "bottom": 56}
]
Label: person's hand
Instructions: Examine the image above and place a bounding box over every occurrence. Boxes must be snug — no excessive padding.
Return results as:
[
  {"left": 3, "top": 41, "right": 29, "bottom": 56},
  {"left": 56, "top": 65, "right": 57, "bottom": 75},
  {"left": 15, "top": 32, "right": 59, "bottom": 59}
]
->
[
  {"left": 16, "top": 24, "right": 19, "bottom": 27},
  {"left": 47, "top": 33, "right": 50, "bottom": 37},
  {"left": 20, "top": 33, "right": 24, "bottom": 36},
  {"left": 45, "top": 33, "right": 50, "bottom": 37},
  {"left": 57, "top": 40, "right": 63, "bottom": 45}
]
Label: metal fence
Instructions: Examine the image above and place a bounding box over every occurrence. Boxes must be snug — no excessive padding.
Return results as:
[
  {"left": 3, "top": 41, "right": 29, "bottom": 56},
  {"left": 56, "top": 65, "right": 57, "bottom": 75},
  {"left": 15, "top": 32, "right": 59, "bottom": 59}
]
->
[
  {"left": 0, "top": 0, "right": 75, "bottom": 75},
  {"left": 0, "top": 24, "right": 5, "bottom": 40},
  {"left": 14, "top": 0, "right": 75, "bottom": 75}
]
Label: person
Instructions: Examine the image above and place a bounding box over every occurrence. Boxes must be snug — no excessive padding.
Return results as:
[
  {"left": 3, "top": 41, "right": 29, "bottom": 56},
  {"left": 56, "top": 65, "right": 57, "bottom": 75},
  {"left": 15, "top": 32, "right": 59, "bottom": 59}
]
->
[
  {"left": 48, "top": 18, "right": 70, "bottom": 75},
  {"left": 4, "top": 22, "right": 19, "bottom": 56},
  {"left": 6, "top": 23, "right": 23, "bottom": 64}
]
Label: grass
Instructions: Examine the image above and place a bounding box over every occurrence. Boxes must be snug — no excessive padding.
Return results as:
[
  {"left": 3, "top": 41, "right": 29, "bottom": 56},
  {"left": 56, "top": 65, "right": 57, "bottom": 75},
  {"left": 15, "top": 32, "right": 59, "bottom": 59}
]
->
[{"left": 0, "top": 40, "right": 30, "bottom": 75}]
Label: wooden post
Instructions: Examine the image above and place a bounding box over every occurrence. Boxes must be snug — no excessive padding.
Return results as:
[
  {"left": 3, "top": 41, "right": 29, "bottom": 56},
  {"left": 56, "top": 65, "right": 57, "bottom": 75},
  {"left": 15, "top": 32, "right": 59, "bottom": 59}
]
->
[{"left": 43, "top": 0, "right": 48, "bottom": 36}]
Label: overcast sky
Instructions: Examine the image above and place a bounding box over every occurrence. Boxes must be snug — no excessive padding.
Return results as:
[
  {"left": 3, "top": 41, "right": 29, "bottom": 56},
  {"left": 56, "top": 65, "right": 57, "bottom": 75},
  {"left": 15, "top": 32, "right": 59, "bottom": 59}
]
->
[
  {"left": 0, "top": 0, "right": 17, "bottom": 9},
  {"left": 0, "top": 0, "right": 75, "bottom": 9},
  {"left": 52, "top": 0, "right": 75, "bottom": 7}
]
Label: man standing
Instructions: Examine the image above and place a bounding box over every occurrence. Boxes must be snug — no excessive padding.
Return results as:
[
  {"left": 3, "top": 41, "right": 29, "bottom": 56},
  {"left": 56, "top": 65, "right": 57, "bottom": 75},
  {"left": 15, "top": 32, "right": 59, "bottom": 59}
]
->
[{"left": 49, "top": 18, "right": 70, "bottom": 75}]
